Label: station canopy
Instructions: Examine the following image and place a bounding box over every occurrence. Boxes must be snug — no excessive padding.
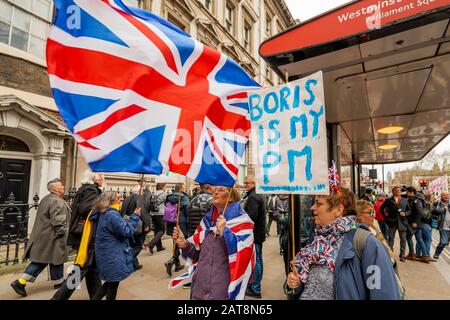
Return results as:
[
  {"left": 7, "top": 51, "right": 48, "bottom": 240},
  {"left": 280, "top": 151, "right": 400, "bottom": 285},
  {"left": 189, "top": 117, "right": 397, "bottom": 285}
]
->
[{"left": 260, "top": 0, "right": 450, "bottom": 164}]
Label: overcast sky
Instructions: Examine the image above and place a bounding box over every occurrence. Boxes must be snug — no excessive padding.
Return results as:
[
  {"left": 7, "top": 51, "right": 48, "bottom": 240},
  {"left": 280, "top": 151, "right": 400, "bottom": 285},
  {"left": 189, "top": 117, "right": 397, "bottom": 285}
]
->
[
  {"left": 284, "top": 0, "right": 450, "bottom": 178},
  {"left": 285, "top": 0, "right": 353, "bottom": 22}
]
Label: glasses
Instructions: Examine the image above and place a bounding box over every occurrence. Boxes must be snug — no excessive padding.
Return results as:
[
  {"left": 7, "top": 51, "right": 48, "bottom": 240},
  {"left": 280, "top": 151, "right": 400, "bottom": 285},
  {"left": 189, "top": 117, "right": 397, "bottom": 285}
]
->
[{"left": 361, "top": 210, "right": 375, "bottom": 217}]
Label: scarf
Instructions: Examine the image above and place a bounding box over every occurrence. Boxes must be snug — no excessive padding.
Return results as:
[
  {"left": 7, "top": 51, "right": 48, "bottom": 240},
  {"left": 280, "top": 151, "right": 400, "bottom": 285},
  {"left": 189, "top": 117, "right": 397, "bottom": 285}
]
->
[{"left": 294, "top": 215, "right": 357, "bottom": 283}]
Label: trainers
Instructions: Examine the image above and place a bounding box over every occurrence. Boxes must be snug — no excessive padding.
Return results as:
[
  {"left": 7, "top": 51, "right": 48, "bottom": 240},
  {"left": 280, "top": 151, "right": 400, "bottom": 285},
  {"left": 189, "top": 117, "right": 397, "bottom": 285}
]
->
[
  {"left": 399, "top": 256, "right": 406, "bottom": 262},
  {"left": 245, "top": 289, "right": 261, "bottom": 299},
  {"left": 156, "top": 247, "right": 166, "bottom": 252},
  {"left": 433, "top": 255, "right": 439, "bottom": 260},
  {"left": 10, "top": 280, "right": 27, "bottom": 297}
]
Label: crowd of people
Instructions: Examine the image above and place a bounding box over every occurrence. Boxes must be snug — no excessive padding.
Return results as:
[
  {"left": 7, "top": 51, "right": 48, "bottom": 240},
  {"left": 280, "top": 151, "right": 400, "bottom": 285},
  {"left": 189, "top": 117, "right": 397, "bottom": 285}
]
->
[{"left": 8, "top": 174, "right": 450, "bottom": 300}]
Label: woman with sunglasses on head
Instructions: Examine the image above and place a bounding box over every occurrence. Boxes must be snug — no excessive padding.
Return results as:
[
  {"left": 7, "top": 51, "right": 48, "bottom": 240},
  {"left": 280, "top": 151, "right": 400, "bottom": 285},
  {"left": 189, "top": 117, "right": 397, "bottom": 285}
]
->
[{"left": 286, "top": 188, "right": 401, "bottom": 300}]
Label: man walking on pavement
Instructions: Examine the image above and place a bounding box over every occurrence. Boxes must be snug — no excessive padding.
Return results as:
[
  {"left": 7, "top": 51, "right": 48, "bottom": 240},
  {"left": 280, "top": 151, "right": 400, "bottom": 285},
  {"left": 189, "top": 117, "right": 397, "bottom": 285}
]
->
[
  {"left": 243, "top": 175, "right": 266, "bottom": 299},
  {"left": 11, "top": 178, "right": 71, "bottom": 297},
  {"left": 432, "top": 191, "right": 450, "bottom": 260},
  {"left": 187, "top": 184, "right": 213, "bottom": 237},
  {"left": 147, "top": 183, "right": 167, "bottom": 254},
  {"left": 405, "top": 187, "right": 429, "bottom": 263},
  {"left": 381, "top": 186, "right": 411, "bottom": 262}
]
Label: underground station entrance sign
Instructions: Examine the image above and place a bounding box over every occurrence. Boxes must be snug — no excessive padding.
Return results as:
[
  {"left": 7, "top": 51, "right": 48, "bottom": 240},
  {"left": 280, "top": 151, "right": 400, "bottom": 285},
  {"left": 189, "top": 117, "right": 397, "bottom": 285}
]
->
[{"left": 260, "top": 0, "right": 450, "bottom": 58}]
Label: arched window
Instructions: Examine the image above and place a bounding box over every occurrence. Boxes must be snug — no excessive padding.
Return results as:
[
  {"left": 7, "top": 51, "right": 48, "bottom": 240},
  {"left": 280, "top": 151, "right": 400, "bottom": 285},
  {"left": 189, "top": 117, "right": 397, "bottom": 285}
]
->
[{"left": 0, "top": 135, "right": 30, "bottom": 152}]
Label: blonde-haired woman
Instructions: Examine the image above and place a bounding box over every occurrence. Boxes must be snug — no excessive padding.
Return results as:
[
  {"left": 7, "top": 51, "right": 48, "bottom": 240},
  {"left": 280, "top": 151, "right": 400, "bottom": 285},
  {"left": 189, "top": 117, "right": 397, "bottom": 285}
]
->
[
  {"left": 286, "top": 188, "right": 400, "bottom": 300},
  {"left": 171, "top": 186, "right": 255, "bottom": 300},
  {"left": 91, "top": 191, "right": 141, "bottom": 300}
]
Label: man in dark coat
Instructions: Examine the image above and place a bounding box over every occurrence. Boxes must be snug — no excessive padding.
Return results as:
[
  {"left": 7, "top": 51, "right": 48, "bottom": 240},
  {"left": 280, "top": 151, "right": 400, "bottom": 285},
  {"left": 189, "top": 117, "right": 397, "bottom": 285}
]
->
[
  {"left": 120, "top": 185, "right": 149, "bottom": 271},
  {"left": 243, "top": 175, "right": 266, "bottom": 299},
  {"left": 11, "top": 178, "right": 71, "bottom": 297},
  {"left": 405, "top": 187, "right": 427, "bottom": 262},
  {"left": 67, "top": 174, "right": 103, "bottom": 248},
  {"left": 187, "top": 184, "right": 213, "bottom": 237},
  {"left": 381, "top": 186, "right": 411, "bottom": 261}
]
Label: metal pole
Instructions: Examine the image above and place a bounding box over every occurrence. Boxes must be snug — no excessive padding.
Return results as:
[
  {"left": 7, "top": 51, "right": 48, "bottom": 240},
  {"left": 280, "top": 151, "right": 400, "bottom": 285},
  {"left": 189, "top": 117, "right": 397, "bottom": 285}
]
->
[{"left": 382, "top": 164, "right": 385, "bottom": 193}]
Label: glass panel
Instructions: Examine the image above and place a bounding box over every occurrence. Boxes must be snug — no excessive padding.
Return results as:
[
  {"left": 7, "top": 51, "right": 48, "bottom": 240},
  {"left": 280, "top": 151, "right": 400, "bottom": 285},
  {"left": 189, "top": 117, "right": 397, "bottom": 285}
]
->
[
  {"left": 0, "top": 135, "right": 30, "bottom": 152},
  {"left": 29, "top": 35, "right": 45, "bottom": 58},
  {"left": 12, "top": 8, "right": 31, "bottom": 31},
  {"left": 10, "top": 27, "right": 28, "bottom": 50},
  {"left": 33, "top": 0, "right": 52, "bottom": 21},
  {"left": 0, "top": 1, "right": 13, "bottom": 23},
  {"left": 13, "top": 0, "right": 32, "bottom": 11},
  {"left": 0, "top": 20, "right": 10, "bottom": 44},
  {"left": 30, "top": 16, "right": 47, "bottom": 38}
]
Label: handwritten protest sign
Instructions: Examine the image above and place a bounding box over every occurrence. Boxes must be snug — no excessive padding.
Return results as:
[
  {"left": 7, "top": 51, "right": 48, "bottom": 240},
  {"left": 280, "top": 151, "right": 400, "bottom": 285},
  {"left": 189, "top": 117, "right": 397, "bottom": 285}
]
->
[
  {"left": 429, "top": 176, "right": 448, "bottom": 194},
  {"left": 249, "top": 71, "right": 329, "bottom": 195}
]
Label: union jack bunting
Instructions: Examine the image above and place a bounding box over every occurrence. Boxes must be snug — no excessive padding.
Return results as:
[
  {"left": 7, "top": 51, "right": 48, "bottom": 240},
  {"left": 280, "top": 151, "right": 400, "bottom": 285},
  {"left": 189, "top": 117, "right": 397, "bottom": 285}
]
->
[
  {"left": 47, "top": 0, "right": 260, "bottom": 186},
  {"left": 328, "top": 160, "right": 341, "bottom": 192},
  {"left": 169, "top": 202, "right": 255, "bottom": 300}
]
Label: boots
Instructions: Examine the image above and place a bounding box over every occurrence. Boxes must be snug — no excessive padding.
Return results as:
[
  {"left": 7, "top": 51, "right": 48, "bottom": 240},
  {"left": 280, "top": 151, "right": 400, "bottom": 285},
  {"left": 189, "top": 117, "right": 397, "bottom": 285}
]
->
[
  {"left": 164, "top": 257, "right": 175, "bottom": 277},
  {"left": 174, "top": 257, "right": 184, "bottom": 272}
]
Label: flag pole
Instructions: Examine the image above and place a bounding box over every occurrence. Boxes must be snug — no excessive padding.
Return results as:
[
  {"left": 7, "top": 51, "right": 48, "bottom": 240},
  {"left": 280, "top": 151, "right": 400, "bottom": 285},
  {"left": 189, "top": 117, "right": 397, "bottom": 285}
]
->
[{"left": 174, "top": 189, "right": 182, "bottom": 255}]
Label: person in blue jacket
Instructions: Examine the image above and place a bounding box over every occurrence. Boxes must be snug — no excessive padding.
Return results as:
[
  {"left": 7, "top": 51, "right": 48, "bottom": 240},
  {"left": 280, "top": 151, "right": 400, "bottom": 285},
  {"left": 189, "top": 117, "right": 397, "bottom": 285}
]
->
[
  {"left": 90, "top": 191, "right": 141, "bottom": 300},
  {"left": 286, "top": 188, "right": 400, "bottom": 300}
]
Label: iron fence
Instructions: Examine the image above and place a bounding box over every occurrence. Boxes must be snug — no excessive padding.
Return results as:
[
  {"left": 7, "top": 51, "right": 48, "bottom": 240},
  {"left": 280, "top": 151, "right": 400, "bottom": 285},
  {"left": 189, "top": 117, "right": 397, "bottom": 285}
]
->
[{"left": 0, "top": 193, "right": 39, "bottom": 266}]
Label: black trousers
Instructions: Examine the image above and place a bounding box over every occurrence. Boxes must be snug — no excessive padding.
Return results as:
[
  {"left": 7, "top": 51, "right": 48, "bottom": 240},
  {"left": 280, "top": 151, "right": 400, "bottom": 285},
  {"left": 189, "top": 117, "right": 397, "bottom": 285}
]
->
[
  {"left": 93, "top": 281, "right": 120, "bottom": 300},
  {"left": 148, "top": 215, "right": 165, "bottom": 250},
  {"left": 51, "top": 265, "right": 101, "bottom": 300}
]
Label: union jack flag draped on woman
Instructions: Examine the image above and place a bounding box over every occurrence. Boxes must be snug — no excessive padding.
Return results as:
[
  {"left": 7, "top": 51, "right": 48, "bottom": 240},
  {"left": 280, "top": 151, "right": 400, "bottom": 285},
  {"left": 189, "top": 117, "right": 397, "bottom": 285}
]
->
[
  {"left": 169, "top": 202, "right": 255, "bottom": 300},
  {"left": 46, "top": 0, "right": 260, "bottom": 186}
]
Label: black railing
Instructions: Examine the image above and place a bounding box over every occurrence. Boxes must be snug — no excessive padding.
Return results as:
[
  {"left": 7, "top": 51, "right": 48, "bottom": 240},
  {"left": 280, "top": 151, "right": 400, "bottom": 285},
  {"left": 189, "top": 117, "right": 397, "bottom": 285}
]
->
[{"left": 0, "top": 193, "right": 39, "bottom": 266}]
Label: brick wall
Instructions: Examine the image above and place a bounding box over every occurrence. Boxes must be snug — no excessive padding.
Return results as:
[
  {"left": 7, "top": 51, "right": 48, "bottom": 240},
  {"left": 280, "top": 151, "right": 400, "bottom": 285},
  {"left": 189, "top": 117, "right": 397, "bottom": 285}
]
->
[{"left": 0, "top": 54, "right": 52, "bottom": 97}]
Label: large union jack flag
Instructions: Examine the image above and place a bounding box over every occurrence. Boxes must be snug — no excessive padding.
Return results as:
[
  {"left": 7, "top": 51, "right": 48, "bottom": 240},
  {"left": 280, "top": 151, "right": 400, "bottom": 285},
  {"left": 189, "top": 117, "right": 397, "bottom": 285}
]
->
[
  {"left": 47, "top": 0, "right": 260, "bottom": 186},
  {"left": 169, "top": 202, "right": 255, "bottom": 300}
]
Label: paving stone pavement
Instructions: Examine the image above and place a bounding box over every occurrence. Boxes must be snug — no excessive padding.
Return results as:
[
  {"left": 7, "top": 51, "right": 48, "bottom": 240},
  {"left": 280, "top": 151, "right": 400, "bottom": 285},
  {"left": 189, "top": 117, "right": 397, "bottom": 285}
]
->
[{"left": 0, "top": 225, "right": 448, "bottom": 300}]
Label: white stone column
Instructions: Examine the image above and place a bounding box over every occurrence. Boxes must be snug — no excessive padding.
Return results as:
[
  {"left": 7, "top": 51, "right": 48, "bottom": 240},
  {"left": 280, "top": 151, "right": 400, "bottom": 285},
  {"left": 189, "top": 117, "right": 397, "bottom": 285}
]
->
[
  {"left": 237, "top": 1, "right": 243, "bottom": 43},
  {"left": 152, "top": 0, "right": 162, "bottom": 15}
]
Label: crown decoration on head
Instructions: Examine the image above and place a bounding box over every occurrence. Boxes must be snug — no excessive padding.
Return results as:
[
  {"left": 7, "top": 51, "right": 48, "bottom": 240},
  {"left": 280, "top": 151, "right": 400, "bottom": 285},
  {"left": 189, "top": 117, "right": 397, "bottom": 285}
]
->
[{"left": 328, "top": 160, "right": 341, "bottom": 193}]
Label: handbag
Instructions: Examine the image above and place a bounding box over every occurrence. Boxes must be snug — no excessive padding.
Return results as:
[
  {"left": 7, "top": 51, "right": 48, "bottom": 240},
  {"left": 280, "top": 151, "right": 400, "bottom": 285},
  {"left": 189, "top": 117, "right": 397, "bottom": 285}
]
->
[{"left": 71, "top": 219, "right": 86, "bottom": 237}]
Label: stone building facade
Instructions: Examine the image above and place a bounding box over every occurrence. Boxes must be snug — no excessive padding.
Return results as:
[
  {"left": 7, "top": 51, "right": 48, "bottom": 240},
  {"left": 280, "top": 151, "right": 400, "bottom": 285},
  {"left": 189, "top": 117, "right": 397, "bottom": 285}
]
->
[{"left": 0, "top": 0, "right": 294, "bottom": 221}]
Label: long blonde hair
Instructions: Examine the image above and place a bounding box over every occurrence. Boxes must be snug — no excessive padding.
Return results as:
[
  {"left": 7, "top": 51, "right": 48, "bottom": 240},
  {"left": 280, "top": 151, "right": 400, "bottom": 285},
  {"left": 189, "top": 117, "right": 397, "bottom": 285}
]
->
[{"left": 92, "top": 191, "right": 118, "bottom": 213}]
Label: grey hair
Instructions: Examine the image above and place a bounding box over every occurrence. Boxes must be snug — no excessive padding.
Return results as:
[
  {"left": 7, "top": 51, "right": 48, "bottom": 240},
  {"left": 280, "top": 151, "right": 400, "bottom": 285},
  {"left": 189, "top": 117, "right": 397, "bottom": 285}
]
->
[
  {"left": 47, "top": 178, "right": 62, "bottom": 192},
  {"left": 92, "top": 190, "right": 119, "bottom": 213}
]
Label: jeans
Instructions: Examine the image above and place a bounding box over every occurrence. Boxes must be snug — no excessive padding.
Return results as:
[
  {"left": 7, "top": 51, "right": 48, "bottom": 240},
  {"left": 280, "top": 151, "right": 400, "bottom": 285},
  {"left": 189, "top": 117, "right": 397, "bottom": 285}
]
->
[
  {"left": 415, "top": 224, "right": 432, "bottom": 257},
  {"left": 21, "top": 262, "right": 64, "bottom": 284},
  {"left": 51, "top": 266, "right": 101, "bottom": 300},
  {"left": 434, "top": 229, "right": 450, "bottom": 258},
  {"left": 378, "top": 221, "right": 389, "bottom": 243},
  {"left": 388, "top": 226, "right": 407, "bottom": 257},
  {"left": 250, "top": 243, "right": 263, "bottom": 294}
]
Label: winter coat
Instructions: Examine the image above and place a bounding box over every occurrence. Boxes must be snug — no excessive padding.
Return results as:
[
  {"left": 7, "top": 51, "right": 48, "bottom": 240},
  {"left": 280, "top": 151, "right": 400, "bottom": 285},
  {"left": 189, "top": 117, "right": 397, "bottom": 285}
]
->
[
  {"left": 292, "top": 225, "right": 401, "bottom": 300},
  {"left": 93, "top": 208, "right": 140, "bottom": 282},
  {"left": 149, "top": 190, "right": 167, "bottom": 216},
  {"left": 166, "top": 192, "right": 189, "bottom": 236},
  {"left": 432, "top": 200, "right": 450, "bottom": 231},
  {"left": 243, "top": 187, "right": 266, "bottom": 244},
  {"left": 24, "top": 193, "right": 71, "bottom": 265},
  {"left": 188, "top": 191, "right": 212, "bottom": 237},
  {"left": 67, "top": 183, "right": 101, "bottom": 247},
  {"left": 407, "top": 193, "right": 425, "bottom": 228},
  {"left": 380, "top": 196, "right": 411, "bottom": 231},
  {"left": 374, "top": 198, "right": 385, "bottom": 222}
]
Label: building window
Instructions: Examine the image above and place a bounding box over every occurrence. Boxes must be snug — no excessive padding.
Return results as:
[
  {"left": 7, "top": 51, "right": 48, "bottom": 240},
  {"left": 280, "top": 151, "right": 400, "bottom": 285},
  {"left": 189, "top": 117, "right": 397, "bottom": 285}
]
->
[
  {"left": 0, "top": 0, "right": 51, "bottom": 59},
  {"left": 0, "top": 135, "right": 30, "bottom": 152},
  {"left": 124, "top": 0, "right": 144, "bottom": 8},
  {"left": 243, "top": 23, "right": 252, "bottom": 51},
  {"left": 202, "top": 0, "right": 212, "bottom": 11},
  {"left": 266, "top": 14, "right": 271, "bottom": 36},
  {"left": 225, "top": 4, "right": 234, "bottom": 34}
]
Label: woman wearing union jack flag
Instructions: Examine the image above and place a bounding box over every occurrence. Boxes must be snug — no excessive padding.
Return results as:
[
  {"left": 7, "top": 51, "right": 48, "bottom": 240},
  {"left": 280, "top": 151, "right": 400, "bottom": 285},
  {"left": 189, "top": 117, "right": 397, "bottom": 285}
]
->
[{"left": 171, "top": 186, "right": 255, "bottom": 300}]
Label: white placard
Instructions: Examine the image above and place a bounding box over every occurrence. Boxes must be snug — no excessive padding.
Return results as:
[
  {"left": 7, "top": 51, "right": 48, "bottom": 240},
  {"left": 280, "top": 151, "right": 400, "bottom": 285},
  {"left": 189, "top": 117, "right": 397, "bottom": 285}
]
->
[{"left": 248, "top": 71, "right": 329, "bottom": 195}]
